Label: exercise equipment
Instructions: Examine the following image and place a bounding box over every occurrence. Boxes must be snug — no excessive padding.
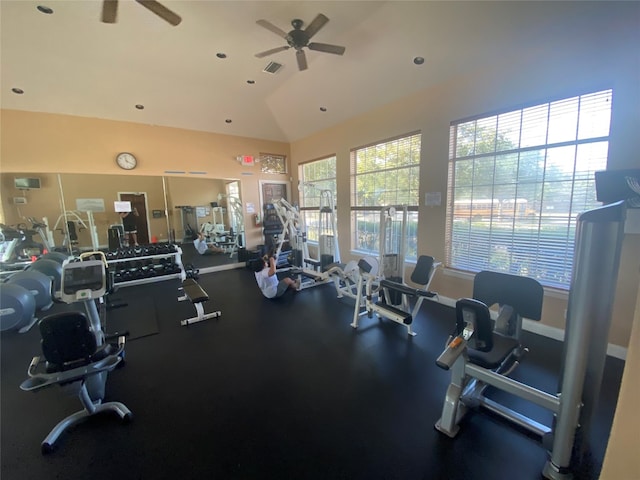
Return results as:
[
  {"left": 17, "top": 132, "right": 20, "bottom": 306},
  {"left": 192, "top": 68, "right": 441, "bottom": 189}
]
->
[
  {"left": 53, "top": 211, "right": 100, "bottom": 252},
  {"left": 329, "top": 259, "right": 368, "bottom": 300},
  {"left": 0, "top": 222, "right": 46, "bottom": 271},
  {"left": 271, "top": 195, "right": 340, "bottom": 290},
  {"left": 261, "top": 203, "right": 290, "bottom": 267},
  {"left": 329, "top": 205, "right": 406, "bottom": 302},
  {"left": 351, "top": 255, "right": 438, "bottom": 336},
  {"left": 299, "top": 190, "right": 340, "bottom": 271},
  {"left": 0, "top": 283, "right": 36, "bottom": 332},
  {"left": 39, "top": 251, "right": 70, "bottom": 264},
  {"left": 178, "top": 278, "right": 221, "bottom": 326},
  {"left": 26, "top": 217, "right": 54, "bottom": 253},
  {"left": 333, "top": 206, "right": 439, "bottom": 332},
  {"left": 20, "top": 258, "right": 132, "bottom": 454},
  {"left": 6, "top": 270, "right": 54, "bottom": 333},
  {"left": 28, "top": 258, "right": 63, "bottom": 295},
  {"left": 434, "top": 201, "right": 627, "bottom": 480},
  {"left": 1, "top": 250, "right": 61, "bottom": 334},
  {"left": 225, "top": 194, "right": 245, "bottom": 251},
  {"left": 175, "top": 206, "right": 198, "bottom": 244},
  {"left": 108, "top": 225, "right": 125, "bottom": 251}
]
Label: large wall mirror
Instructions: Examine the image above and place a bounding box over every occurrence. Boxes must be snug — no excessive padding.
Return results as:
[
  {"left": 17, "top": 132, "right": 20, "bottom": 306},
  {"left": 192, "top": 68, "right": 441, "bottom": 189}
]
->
[
  {"left": 164, "top": 176, "right": 245, "bottom": 271},
  {"left": 0, "top": 172, "right": 245, "bottom": 273},
  {"left": 0, "top": 173, "right": 65, "bottom": 274}
]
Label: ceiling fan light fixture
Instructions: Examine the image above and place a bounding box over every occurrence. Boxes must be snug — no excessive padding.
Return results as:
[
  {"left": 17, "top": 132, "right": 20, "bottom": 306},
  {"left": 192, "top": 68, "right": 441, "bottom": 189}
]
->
[
  {"left": 255, "top": 14, "right": 345, "bottom": 72},
  {"left": 37, "top": 5, "right": 53, "bottom": 14},
  {"left": 263, "top": 62, "right": 283, "bottom": 74}
]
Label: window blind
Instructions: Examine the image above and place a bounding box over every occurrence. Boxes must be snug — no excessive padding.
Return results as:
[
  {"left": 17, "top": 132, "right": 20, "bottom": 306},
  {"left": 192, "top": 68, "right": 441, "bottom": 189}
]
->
[{"left": 445, "top": 90, "right": 612, "bottom": 289}]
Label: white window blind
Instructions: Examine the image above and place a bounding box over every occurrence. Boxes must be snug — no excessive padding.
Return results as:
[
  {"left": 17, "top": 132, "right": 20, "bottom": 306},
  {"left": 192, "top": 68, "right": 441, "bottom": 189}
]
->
[
  {"left": 445, "top": 89, "right": 612, "bottom": 289},
  {"left": 350, "top": 132, "right": 421, "bottom": 259},
  {"left": 299, "top": 156, "right": 337, "bottom": 242}
]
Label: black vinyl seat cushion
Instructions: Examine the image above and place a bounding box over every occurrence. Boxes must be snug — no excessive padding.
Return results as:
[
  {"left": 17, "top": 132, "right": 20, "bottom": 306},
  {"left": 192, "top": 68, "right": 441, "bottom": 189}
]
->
[
  {"left": 467, "top": 333, "right": 520, "bottom": 370},
  {"left": 39, "top": 312, "right": 105, "bottom": 373}
]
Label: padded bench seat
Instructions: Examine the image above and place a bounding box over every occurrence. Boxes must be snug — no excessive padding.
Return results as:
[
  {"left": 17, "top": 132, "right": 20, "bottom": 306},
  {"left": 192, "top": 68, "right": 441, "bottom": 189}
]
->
[{"left": 178, "top": 279, "right": 220, "bottom": 326}]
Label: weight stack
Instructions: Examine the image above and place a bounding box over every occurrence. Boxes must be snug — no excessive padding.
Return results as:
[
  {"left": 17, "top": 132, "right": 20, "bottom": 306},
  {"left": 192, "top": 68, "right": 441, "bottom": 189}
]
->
[{"left": 108, "top": 227, "right": 122, "bottom": 251}]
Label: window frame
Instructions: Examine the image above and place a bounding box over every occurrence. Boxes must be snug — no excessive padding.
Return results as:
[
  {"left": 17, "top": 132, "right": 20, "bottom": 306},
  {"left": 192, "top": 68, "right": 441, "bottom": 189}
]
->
[
  {"left": 350, "top": 131, "right": 422, "bottom": 261},
  {"left": 298, "top": 155, "right": 337, "bottom": 243},
  {"left": 445, "top": 89, "right": 613, "bottom": 290}
]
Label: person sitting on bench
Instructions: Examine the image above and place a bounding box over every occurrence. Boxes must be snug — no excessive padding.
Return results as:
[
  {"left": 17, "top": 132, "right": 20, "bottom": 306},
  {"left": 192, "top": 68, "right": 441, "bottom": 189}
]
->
[
  {"left": 252, "top": 255, "right": 299, "bottom": 299},
  {"left": 194, "top": 232, "right": 224, "bottom": 255}
]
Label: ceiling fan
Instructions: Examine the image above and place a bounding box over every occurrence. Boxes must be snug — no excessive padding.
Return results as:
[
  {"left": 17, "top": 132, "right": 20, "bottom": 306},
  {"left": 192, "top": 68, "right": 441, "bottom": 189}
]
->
[
  {"left": 101, "top": 0, "right": 182, "bottom": 26},
  {"left": 255, "top": 14, "right": 346, "bottom": 71}
]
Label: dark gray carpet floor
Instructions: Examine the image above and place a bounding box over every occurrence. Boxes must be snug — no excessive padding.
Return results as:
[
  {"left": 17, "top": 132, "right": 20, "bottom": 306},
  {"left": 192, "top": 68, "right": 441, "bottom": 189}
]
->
[{"left": 0, "top": 267, "right": 624, "bottom": 480}]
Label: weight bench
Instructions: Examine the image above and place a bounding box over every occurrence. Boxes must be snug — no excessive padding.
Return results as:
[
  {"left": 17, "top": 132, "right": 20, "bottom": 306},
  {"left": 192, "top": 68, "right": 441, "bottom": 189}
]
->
[{"left": 178, "top": 278, "right": 221, "bottom": 326}]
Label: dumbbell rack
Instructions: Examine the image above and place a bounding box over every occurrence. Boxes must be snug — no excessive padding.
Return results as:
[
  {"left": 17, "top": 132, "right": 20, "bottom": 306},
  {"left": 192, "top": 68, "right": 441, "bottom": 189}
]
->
[{"left": 106, "top": 244, "right": 186, "bottom": 288}]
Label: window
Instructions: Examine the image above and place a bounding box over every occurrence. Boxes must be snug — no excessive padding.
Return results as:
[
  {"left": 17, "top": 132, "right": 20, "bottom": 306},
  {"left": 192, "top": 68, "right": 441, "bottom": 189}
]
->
[
  {"left": 299, "top": 156, "right": 337, "bottom": 242},
  {"left": 260, "top": 153, "right": 287, "bottom": 174},
  {"left": 446, "top": 89, "right": 612, "bottom": 290},
  {"left": 350, "top": 132, "right": 421, "bottom": 260}
]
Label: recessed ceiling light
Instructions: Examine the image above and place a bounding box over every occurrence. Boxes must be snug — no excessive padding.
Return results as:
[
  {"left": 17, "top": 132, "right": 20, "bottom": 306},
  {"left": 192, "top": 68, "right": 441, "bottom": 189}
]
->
[
  {"left": 247, "top": 80, "right": 255, "bottom": 85},
  {"left": 216, "top": 53, "right": 227, "bottom": 59},
  {"left": 413, "top": 56, "right": 425, "bottom": 65},
  {"left": 11, "top": 88, "right": 24, "bottom": 95},
  {"left": 37, "top": 5, "right": 53, "bottom": 14},
  {"left": 225, "top": 119, "right": 232, "bottom": 123},
  {"left": 135, "top": 104, "right": 144, "bottom": 110},
  {"left": 320, "top": 107, "right": 327, "bottom": 112}
]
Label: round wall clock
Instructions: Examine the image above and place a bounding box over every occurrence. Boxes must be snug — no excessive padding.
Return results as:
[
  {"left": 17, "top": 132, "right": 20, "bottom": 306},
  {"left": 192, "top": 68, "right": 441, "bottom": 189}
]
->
[{"left": 116, "top": 152, "right": 137, "bottom": 170}]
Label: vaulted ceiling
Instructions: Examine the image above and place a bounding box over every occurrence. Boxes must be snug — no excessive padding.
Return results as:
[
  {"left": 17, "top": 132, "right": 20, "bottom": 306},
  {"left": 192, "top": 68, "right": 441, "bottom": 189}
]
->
[{"left": 0, "top": 1, "right": 622, "bottom": 143}]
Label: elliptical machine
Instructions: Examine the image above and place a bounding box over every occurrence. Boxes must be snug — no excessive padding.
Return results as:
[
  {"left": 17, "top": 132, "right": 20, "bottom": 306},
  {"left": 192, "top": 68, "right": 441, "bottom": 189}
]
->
[{"left": 0, "top": 223, "right": 45, "bottom": 266}]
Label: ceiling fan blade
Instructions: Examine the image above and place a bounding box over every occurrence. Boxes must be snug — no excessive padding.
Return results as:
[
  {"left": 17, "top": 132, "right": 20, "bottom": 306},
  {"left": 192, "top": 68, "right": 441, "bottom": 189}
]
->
[
  {"left": 255, "top": 46, "right": 290, "bottom": 58},
  {"left": 308, "top": 42, "right": 346, "bottom": 55},
  {"left": 296, "top": 50, "right": 308, "bottom": 71},
  {"left": 304, "top": 13, "right": 329, "bottom": 39},
  {"left": 101, "top": 0, "right": 118, "bottom": 23},
  {"left": 135, "top": 0, "right": 182, "bottom": 26},
  {"left": 256, "top": 19, "right": 288, "bottom": 39}
]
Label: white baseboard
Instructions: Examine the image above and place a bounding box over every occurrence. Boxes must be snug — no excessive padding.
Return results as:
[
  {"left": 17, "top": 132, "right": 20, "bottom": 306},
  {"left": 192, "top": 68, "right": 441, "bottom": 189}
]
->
[
  {"left": 430, "top": 295, "right": 627, "bottom": 361},
  {"left": 199, "top": 262, "right": 245, "bottom": 275}
]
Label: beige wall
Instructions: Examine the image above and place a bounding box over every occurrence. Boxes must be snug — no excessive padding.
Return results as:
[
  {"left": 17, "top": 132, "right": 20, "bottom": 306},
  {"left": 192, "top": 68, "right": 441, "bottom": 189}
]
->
[
  {"left": 600, "top": 282, "right": 640, "bottom": 479},
  {"left": 0, "top": 110, "right": 291, "bottom": 249},
  {"left": 0, "top": 4, "right": 638, "bottom": 350},
  {"left": 289, "top": 21, "right": 640, "bottom": 349},
  {"left": 1, "top": 173, "right": 62, "bottom": 228}
]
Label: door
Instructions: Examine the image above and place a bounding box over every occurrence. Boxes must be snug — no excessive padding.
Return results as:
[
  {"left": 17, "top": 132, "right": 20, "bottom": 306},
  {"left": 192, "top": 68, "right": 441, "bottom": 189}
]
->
[{"left": 119, "top": 193, "right": 150, "bottom": 244}]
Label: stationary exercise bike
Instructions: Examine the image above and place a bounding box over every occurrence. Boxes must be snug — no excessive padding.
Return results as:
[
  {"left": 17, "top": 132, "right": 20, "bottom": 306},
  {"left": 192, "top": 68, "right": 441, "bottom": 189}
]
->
[{"left": 20, "top": 256, "right": 132, "bottom": 453}]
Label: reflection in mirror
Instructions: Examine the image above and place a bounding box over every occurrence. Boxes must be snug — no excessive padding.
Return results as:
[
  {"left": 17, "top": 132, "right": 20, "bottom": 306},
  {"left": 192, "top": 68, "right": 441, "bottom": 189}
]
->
[
  {"left": 164, "top": 176, "right": 244, "bottom": 272},
  {"left": 59, "top": 174, "right": 170, "bottom": 254},
  {"left": 0, "top": 172, "right": 65, "bottom": 276}
]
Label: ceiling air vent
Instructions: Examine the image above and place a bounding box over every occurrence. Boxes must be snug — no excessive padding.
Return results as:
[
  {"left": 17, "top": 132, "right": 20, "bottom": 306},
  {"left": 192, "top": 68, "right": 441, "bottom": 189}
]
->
[{"left": 263, "top": 62, "right": 283, "bottom": 74}]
